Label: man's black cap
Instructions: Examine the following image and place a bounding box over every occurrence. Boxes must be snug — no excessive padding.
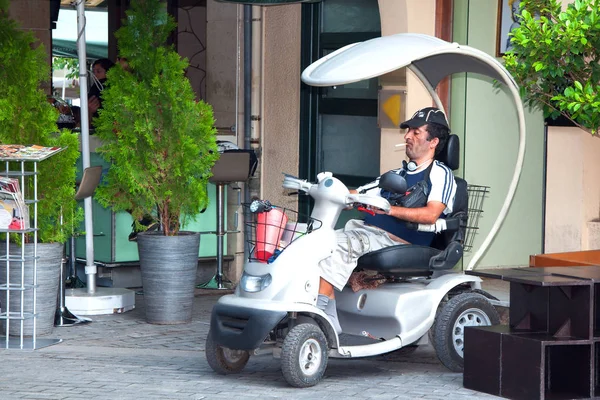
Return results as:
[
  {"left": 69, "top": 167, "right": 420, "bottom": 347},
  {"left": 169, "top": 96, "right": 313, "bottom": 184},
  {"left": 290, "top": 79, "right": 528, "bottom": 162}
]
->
[{"left": 400, "top": 107, "right": 450, "bottom": 132}]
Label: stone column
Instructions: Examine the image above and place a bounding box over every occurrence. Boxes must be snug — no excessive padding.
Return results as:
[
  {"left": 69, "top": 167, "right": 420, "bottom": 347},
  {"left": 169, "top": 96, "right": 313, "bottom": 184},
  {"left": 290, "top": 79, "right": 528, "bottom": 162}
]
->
[{"left": 9, "top": 0, "right": 53, "bottom": 94}]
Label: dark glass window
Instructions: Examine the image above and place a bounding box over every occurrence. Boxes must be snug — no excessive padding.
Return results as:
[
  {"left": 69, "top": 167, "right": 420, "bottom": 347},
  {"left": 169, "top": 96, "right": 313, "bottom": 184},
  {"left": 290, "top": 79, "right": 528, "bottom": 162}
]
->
[{"left": 300, "top": 0, "right": 382, "bottom": 193}]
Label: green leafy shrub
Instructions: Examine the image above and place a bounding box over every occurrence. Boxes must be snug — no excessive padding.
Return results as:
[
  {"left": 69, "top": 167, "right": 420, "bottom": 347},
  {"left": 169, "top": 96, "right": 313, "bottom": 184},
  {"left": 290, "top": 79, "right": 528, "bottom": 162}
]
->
[
  {"left": 53, "top": 57, "right": 80, "bottom": 81},
  {"left": 94, "top": 0, "right": 219, "bottom": 236},
  {"left": 0, "top": 1, "right": 82, "bottom": 243},
  {"left": 503, "top": 0, "right": 600, "bottom": 134}
]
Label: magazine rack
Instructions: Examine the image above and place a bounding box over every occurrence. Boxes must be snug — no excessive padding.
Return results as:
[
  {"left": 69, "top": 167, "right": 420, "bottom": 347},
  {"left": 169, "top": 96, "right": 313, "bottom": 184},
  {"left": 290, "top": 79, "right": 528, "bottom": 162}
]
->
[{"left": 0, "top": 145, "right": 63, "bottom": 350}]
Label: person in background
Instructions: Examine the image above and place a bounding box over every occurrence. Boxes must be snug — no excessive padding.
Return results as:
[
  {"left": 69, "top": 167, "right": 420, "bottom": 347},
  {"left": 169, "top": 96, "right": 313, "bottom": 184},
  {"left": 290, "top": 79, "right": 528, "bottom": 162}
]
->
[
  {"left": 88, "top": 58, "right": 115, "bottom": 129},
  {"left": 70, "top": 105, "right": 81, "bottom": 129}
]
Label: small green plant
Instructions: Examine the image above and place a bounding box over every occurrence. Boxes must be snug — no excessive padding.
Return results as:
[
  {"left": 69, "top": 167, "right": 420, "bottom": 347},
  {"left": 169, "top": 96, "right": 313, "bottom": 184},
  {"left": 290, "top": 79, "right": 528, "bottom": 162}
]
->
[
  {"left": 94, "top": 0, "right": 218, "bottom": 236},
  {"left": 0, "top": 1, "right": 82, "bottom": 243},
  {"left": 53, "top": 56, "right": 80, "bottom": 80},
  {"left": 503, "top": 0, "right": 600, "bottom": 135}
]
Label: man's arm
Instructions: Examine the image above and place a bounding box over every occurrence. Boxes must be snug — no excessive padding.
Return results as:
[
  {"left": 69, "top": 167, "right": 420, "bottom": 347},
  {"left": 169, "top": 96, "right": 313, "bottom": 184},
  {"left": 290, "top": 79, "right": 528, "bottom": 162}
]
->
[
  {"left": 374, "top": 163, "right": 455, "bottom": 225},
  {"left": 382, "top": 201, "right": 447, "bottom": 225}
]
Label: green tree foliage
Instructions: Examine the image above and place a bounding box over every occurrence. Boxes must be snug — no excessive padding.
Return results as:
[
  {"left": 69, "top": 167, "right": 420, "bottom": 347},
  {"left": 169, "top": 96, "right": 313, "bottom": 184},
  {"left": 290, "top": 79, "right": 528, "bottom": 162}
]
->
[
  {"left": 53, "top": 57, "right": 79, "bottom": 80},
  {"left": 0, "top": 2, "right": 82, "bottom": 243},
  {"left": 95, "top": 0, "right": 219, "bottom": 236},
  {"left": 504, "top": 0, "right": 600, "bottom": 134}
]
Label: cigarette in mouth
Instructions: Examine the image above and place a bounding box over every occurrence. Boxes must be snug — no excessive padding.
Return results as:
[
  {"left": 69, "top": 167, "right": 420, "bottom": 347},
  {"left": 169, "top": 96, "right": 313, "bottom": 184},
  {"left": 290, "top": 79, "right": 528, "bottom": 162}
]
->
[{"left": 395, "top": 143, "right": 406, "bottom": 148}]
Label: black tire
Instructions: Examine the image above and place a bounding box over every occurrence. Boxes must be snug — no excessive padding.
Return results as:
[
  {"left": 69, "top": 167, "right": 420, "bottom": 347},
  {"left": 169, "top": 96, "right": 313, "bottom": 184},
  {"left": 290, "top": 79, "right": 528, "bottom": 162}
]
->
[
  {"left": 281, "top": 323, "right": 329, "bottom": 388},
  {"left": 205, "top": 330, "right": 250, "bottom": 374},
  {"left": 431, "top": 292, "right": 500, "bottom": 372}
]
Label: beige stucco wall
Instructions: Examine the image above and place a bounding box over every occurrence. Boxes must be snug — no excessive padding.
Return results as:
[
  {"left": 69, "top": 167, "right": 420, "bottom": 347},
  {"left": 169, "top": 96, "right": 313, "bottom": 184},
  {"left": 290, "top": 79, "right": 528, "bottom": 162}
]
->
[
  {"left": 207, "top": 1, "right": 239, "bottom": 137},
  {"left": 260, "top": 5, "right": 302, "bottom": 209},
  {"left": 378, "top": 0, "right": 436, "bottom": 173},
  {"left": 545, "top": 126, "right": 600, "bottom": 252},
  {"left": 206, "top": 1, "right": 246, "bottom": 282},
  {"left": 209, "top": 3, "right": 301, "bottom": 282}
]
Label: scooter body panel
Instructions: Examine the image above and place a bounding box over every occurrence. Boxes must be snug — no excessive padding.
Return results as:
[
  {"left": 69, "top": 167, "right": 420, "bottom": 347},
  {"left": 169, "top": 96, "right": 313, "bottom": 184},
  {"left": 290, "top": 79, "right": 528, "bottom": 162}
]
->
[
  {"left": 211, "top": 294, "right": 339, "bottom": 350},
  {"left": 336, "top": 273, "right": 482, "bottom": 346},
  {"left": 239, "top": 228, "right": 336, "bottom": 304}
]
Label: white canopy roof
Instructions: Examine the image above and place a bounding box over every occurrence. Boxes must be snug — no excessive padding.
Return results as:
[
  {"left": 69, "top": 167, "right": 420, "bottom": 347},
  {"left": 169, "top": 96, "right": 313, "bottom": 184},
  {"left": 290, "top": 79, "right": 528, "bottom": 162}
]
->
[
  {"left": 301, "top": 33, "right": 525, "bottom": 271},
  {"left": 301, "top": 33, "right": 515, "bottom": 90}
]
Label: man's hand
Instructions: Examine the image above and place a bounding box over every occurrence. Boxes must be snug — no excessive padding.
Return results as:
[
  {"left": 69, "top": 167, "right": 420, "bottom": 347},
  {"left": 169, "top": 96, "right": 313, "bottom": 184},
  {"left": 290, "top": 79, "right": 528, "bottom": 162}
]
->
[
  {"left": 372, "top": 207, "right": 389, "bottom": 215},
  {"left": 88, "top": 96, "right": 100, "bottom": 114}
]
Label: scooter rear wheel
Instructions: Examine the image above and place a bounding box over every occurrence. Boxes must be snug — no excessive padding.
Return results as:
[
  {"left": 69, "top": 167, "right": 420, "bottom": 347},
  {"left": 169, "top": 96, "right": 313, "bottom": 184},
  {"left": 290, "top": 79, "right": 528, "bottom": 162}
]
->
[
  {"left": 205, "top": 330, "right": 250, "bottom": 374},
  {"left": 431, "top": 291, "right": 499, "bottom": 372},
  {"left": 281, "top": 323, "right": 329, "bottom": 387}
]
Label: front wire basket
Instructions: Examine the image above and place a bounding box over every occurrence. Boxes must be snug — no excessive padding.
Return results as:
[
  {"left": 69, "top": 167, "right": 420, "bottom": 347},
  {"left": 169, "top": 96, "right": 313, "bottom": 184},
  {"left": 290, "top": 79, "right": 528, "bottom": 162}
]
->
[
  {"left": 464, "top": 184, "right": 490, "bottom": 252},
  {"left": 243, "top": 203, "right": 322, "bottom": 263}
]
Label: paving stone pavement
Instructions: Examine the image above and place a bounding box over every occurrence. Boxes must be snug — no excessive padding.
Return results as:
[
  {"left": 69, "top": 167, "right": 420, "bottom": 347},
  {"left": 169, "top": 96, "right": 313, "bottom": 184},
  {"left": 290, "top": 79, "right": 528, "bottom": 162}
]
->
[{"left": 0, "top": 291, "right": 500, "bottom": 400}]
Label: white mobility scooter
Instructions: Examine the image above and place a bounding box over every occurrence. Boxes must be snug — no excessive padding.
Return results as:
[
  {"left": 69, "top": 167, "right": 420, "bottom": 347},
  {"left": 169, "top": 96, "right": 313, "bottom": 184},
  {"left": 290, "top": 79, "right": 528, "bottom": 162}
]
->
[{"left": 206, "top": 33, "right": 527, "bottom": 388}]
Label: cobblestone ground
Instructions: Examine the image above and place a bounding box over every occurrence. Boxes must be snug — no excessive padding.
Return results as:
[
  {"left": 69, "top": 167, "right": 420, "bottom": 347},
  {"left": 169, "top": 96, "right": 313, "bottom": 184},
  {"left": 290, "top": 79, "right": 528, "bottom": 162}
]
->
[{"left": 0, "top": 292, "right": 500, "bottom": 400}]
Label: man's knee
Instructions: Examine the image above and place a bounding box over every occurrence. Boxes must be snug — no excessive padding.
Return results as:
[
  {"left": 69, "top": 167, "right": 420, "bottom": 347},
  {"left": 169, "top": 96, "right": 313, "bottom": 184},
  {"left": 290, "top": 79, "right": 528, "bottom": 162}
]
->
[{"left": 318, "top": 277, "right": 335, "bottom": 298}]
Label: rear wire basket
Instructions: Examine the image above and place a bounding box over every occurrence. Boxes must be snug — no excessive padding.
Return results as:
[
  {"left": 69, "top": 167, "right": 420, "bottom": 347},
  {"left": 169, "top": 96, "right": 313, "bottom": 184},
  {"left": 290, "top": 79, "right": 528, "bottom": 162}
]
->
[
  {"left": 464, "top": 184, "right": 490, "bottom": 252},
  {"left": 243, "top": 203, "right": 322, "bottom": 263}
]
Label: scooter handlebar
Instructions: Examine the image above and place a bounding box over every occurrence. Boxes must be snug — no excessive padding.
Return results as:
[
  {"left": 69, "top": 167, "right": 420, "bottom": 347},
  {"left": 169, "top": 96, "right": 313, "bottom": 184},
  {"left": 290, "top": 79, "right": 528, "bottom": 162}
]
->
[
  {"left": 282, "top": 175, "right": 314, "bottom": 192},
  {"left": 346, "top": 194, "right": 391, "bottom": 214}
]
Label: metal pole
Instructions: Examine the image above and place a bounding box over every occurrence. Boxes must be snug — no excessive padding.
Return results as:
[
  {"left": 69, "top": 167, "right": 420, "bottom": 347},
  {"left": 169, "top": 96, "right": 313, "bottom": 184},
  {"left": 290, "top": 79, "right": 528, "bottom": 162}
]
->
[
  {"left": 215, "top": 184, "right": 225, "bottom": 289},
  {"left": 76, "top": 1, "right": 96, "bottom": 293},
  {"left": 243, "top": 4, "right": 252, "bottom": 261}
]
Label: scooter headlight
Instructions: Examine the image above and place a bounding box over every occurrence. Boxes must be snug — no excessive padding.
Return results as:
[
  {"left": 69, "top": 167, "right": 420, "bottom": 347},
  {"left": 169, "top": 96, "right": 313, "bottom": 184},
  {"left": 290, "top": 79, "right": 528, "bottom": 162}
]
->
[{"left": 240, "top": 272, "right": 272, "bottom": 293}]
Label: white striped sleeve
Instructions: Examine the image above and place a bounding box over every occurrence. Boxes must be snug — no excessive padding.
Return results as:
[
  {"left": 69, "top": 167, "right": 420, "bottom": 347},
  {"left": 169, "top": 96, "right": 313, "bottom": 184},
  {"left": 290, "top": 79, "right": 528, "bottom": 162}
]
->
[{"left": 428, "top": 161, "right": 456, "bottom": 215}]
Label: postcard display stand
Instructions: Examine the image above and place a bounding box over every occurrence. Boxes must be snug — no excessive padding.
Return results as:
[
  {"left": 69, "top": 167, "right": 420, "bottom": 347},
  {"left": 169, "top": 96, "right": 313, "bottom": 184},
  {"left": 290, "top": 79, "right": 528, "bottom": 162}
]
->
[{"left": 0, "top": 148, "right": 62, "bottom": 349}]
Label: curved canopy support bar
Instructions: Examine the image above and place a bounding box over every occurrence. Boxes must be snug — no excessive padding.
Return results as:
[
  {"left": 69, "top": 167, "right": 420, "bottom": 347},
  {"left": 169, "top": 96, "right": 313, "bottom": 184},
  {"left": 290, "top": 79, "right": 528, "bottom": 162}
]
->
[{"left": 301, "top": 33, "right": 527, "bottom": 270}]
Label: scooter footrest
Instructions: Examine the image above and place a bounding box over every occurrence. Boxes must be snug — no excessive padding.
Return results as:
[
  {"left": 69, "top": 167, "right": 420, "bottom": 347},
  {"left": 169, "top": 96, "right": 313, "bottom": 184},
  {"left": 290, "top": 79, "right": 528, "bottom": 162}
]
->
[{"left": 338, "top": 333, "right": 381, "bottom": 346}]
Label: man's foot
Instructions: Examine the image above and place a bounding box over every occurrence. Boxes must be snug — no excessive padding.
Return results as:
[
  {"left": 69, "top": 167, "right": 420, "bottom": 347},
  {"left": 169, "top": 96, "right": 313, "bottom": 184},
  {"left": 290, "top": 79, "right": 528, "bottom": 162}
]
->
[{"left": 317, "top": 294, "right": 342, "bottom": 335}]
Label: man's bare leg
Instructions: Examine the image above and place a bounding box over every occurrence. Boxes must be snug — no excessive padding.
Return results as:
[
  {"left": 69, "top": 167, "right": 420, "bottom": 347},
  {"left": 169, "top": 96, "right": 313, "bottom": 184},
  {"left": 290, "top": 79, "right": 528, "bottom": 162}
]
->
[{"left": 317, "top": 277, "right": 342, "bottom": 334}]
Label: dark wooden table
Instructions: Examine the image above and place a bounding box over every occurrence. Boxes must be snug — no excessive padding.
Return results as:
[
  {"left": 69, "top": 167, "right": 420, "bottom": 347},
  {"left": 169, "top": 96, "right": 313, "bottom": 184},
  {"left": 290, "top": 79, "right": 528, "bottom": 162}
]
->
[{"left": 463, "top": 266, "right": 600, "bottom": 400}]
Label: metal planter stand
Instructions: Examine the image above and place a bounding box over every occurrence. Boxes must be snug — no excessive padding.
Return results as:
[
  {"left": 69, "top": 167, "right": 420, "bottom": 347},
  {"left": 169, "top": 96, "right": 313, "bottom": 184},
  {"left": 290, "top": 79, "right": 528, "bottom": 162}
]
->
[{"left": 0, "top": 155, "right": 62, "bottom": 350}]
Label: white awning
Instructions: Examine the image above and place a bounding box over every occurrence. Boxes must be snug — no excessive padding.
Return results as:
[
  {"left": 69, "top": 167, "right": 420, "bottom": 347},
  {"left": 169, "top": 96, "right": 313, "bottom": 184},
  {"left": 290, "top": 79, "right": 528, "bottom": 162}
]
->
[
  {"left": 301, "top": 33, "right": 513, "bottom": 89},
  {"left": 53, "top": 9, "right": 108, "bottom": 60}
]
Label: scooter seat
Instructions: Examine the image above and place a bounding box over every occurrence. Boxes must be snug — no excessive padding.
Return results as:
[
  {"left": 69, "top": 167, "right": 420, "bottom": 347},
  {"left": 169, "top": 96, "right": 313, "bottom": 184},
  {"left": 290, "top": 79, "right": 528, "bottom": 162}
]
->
[{"left": 357, "top": 244, "right": 440, "bottom": 276}]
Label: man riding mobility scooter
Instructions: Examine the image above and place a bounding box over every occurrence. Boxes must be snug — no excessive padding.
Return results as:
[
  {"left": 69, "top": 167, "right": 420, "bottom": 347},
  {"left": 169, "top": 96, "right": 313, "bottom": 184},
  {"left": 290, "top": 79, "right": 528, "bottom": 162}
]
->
[{"left": 205, "top": 33, "right": 527, "bottom": 388}]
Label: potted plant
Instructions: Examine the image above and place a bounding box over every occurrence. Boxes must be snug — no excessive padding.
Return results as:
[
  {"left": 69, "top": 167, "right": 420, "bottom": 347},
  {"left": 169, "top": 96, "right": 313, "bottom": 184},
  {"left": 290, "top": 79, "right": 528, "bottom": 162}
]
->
[
  {"left": 0, "top": 0, "right": 82, "bottom": 336},
  {"left": 503, "top": 0, "right": 600, "bottom": 134},
  {"left": 94, "top": 0, "right": 218, "bottom": 324}
]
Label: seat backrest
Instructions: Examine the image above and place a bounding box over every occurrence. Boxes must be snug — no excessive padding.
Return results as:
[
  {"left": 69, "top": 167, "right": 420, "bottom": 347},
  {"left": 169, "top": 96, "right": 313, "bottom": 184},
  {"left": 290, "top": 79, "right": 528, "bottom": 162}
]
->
[
  {"left": 437, "top": 134, "right": 460, "bottom": 171},
  {"left": 427, "top": 133, "right": 468, "bottom": 269},
  {"left": 429, "top": 177, "right": 468, "bottom": 251},
  {"left": 209, "top": 151, "right": 251, "bottom": 183},
  {"left": 75, "top": 166, "right": 102, "bottom": 201}
]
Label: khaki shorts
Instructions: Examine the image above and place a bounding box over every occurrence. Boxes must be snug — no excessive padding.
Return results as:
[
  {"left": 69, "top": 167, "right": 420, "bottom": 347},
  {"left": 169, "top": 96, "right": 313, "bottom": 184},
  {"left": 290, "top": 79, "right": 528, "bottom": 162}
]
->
[{"left": 318, "top": 219, "right": 399, "bottom": 291}]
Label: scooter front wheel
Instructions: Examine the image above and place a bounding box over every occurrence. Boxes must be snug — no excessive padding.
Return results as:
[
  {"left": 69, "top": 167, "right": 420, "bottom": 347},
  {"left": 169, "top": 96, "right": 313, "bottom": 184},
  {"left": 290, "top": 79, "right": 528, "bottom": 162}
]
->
[
  {"left": 281, "top": 323, "right": 329, "bottom": 388},
  {"left": 205, "top": 330, "right": 250, "bottom": 374}
]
